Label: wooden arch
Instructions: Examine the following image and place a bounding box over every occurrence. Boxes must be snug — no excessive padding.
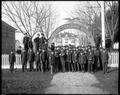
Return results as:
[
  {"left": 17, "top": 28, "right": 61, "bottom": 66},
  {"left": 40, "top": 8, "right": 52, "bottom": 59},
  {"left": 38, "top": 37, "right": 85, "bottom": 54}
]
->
[{"left": 48, "top": 23, "right": 95, "bottom": 46}]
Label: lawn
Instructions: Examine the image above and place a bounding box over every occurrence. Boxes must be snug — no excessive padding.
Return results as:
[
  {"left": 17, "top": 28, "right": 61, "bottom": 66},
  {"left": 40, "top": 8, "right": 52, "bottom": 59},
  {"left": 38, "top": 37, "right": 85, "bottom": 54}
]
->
[{"left": 1, "top": 67, "right": 119, "bottom": 94}]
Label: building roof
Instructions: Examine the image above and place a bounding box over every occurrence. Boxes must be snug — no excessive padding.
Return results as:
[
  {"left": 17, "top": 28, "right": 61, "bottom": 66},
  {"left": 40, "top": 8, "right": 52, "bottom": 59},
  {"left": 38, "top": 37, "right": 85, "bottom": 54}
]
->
[
  {"left": 55, "top": 32, "right": 78, "bottom": 38},
  {"left": 2, "top": 20, "right": 17, "bottom": 31}
]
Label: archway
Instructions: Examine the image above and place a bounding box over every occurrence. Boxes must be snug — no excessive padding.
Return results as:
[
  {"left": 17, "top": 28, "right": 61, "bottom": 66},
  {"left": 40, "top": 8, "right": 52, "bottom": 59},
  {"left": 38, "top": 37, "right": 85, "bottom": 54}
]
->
[{"left": 48, "top": 23, "right": 95, "bottom": 46}]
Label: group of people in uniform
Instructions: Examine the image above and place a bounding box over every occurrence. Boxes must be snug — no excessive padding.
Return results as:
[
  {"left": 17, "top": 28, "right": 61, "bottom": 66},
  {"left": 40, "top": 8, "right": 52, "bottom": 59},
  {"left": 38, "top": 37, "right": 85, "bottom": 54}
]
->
[{"left": 9, "top": 33, "right": 109, "bottom": 74}]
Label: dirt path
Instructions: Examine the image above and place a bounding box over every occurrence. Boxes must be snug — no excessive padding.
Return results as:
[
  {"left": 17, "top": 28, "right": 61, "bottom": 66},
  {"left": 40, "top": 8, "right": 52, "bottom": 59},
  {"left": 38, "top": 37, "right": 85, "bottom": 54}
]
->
[{"left": 45, "top": 72, "right": 110, "bottom": 94}]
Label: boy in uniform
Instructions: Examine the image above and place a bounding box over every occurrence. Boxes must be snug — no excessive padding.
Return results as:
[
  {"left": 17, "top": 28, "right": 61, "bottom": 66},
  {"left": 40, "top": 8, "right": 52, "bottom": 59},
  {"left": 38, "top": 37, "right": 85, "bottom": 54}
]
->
[
  {"left": 28, "top": 49, "right": 35, "bottom": 72},
  {"left": 101, "top": 48, "right": 109, "bottom": 74},
  {"left": 9, "top": 50, "right": 16, "bottom": 72},
  {"left": 21, "top": 49, "right": 28, "bottom": 72},
  {"left": 54, "top": 49, "right": 59, "bottom": 73},
  {"left": 87, "top": 49, "right": 94, "bottom": 73},
  {"left": 41, "top": 49, "right": 47, "bottom": 72},
  {"left": 60, "top": 49, "right": 66, "bottom": 72},
  {"left": 35, "top": 51, "right": 40, "bottom": 72},
  {"left": 49, "top": 50, "right": 55, "bottom": 74}
]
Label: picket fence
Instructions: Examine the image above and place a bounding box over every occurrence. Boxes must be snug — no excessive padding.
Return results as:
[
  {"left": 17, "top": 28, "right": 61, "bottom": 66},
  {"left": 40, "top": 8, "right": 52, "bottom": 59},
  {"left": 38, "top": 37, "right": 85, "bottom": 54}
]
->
[{"left": 1, "top": 52, "right": 119, "bottom": 69}]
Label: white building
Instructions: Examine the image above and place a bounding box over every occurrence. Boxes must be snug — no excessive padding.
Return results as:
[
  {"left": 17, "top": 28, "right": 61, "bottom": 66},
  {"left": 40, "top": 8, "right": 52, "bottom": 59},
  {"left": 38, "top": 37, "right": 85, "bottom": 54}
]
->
[{"left": 53, "top": 31, "right": 89, "bottom": 47}]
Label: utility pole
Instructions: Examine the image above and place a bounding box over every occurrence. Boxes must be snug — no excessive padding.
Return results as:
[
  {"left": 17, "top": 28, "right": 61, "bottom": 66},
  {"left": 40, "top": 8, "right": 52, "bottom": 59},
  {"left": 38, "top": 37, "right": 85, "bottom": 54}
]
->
[{"left": 101, "top": 1, "right": 105, "bottom": 48}]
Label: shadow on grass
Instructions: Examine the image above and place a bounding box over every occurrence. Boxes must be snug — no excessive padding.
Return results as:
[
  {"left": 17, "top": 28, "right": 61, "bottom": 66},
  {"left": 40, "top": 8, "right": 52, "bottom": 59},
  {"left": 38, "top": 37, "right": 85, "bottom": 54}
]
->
[
  {"left": 2, "top": 69, "right": 53, "bottom": 94},
  {"left": 93, "top": 67, "right": 119, "bottom": 94}
]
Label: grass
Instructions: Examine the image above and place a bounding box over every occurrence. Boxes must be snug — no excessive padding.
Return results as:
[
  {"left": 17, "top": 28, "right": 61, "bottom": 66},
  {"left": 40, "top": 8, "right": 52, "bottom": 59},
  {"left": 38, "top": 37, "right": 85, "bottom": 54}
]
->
[{"left": 1, "top": 67, "right": 119, "bottom": 94}]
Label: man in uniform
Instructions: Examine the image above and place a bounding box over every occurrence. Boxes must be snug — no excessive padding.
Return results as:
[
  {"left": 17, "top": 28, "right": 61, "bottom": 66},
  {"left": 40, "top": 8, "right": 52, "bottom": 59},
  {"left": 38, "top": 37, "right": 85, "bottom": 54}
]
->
[
  {"left": 51, "top": 42, "right": 55, "bottom": 52},
  {"left": 39, "top": 33, "right": 46, "bottom": 49},
  {"left": 95, "top": 34, "right": 101, "bottom": 50},
  {"left": 35, "top": 50, "right": 40, "bottom": 72},
  {"left": 54, "top": 48, "right": 60, "bottom": 73},
  {"left": 72, "top": 48, "right": 78, "bottom": 72},
  {"left": 79, "top": 51, "right": 87, "bottom": 72},
  {"left": 23, "top": 33, "right": 29, "bottom": 52},
  {"left": 21, "top": 49, "right": 28, "bottom": 72},
  {"left": 9, "top": 49, "right": 16, "bottom": 72},
  {"left": 60, "top": 49, "right": 66, "bottom": 72},
  {"left": 28, "top": 37, "right": 33, "bottom": 51},
  {"left": 94, "top": 47, "right": 101, "bottom": 71},
  {"left": 49, "top": 50, "right": 55, "bottom": 74},
  {"left": 65, "top": 49, "right": 70, "bottom": 72},
  {"left": 41, "top": 49, "right": 47, "bottom": 72},
  {"left": 57, "top": 46, "right": 61, "bottom": 72},
  {"left": 99, "top": 47, "right": 103, "bottom": 70},
  {"left": 101, "top": 48, "right": 109, "bottom": 74},
  {"left": 28, "top": 49, "right": 35, "bottom": 72},
  {"left": 34, "top": 34, "right": 40, "bottom": 53},
  {"left": 87, "top": 49, "right": 94, "bottom": 73}
]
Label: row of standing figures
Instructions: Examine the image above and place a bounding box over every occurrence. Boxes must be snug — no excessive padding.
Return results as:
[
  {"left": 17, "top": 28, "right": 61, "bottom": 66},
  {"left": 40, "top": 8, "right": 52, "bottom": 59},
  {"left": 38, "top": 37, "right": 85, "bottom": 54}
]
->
[
  {"left": 9, "top": 33, "right": 109, "bottom": 74},
  {"left": 9, "top": 42, "right": 109, "bottom": 75}
]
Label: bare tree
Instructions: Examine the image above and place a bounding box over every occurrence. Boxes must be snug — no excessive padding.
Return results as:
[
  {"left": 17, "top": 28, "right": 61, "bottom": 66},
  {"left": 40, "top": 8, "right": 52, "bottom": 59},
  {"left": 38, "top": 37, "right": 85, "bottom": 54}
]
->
[
  {"left": 104, "top": 1, "right": 119, "bottom": 42},
  {"left": 70, "top": 1, "right": 118, "bottom": 46},
  {"left": 2, "top": 1, "right": 57, "bottom": 39},
  {"left": 70, "top": 1, "right": 101, "bottom": 33},
  {"left": 39, "top": 3, "right": 58, "bottom": 39}
]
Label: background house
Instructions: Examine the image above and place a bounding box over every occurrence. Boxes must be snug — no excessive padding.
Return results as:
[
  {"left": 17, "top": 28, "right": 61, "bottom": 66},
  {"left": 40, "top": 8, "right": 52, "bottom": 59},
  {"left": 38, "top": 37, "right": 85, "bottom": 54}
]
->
[{"left": 2, "top": 21, "right": 16, "bottom": 54}]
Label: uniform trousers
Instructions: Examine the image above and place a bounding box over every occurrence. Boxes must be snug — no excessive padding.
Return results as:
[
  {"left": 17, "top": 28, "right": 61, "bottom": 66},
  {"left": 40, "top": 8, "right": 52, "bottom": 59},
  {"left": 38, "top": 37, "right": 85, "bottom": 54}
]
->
[
  {"left": 102, "top": 62, "right": 108, "bottom": 74},
  {"left": 10, "top": 62, "right": 14, "bottom": 72}
]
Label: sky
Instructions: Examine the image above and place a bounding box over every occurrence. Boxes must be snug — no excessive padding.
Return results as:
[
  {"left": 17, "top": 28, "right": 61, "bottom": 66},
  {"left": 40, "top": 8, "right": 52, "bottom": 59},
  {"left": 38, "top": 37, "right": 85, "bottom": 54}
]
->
[{"left": 2, "top": 1, "right": 98, "bottom": 47}]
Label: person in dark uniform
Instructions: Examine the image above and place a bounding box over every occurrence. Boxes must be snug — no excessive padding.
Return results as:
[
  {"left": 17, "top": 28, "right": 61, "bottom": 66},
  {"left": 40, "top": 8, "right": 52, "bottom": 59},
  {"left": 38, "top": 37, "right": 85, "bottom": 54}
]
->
[
  {"left": 72, "top": 48, "right": 78, "bottom": 72},
  {"left": 23, "top": 33, "right": 29, "bottom": 52},
  {"left": 35, "top": 51, "right": 40, "bottom": 72},
  {"left": 54, "top": 49, "right": 60, "bottom": 73},
  {"left": 69, "top": 48, "right": 74, "bottom": 72},
  {"left": 28, "top": 49, "right": 35, "bottom": 72},
  {"left": 9, "top": 50, "right": 16, "bottom": 72},
  {"left": 51, "top": 43, "right": 55, "bottom": 52},
  {"left": 101, "top": 48, "right": 109, "bottom": 74},
  {"left": 78, "top": 51, "right": 83, "bottom": 72},
  {"left": 79, "top": 51, "right": 86, "bottom": 72},
  {"left": 34, "top": 34, "right": 40, "bottom": 53},
  {"left": 99, "top": 47, "right": 103, "bottom": 70},
  {"left": 87, "top": 49, "right": 94, "bottom": 73},
  {"left": 21, "top": 49, "right": 28, "bottom": 72},
  {"left": 57, "top": 47, "right": 61, "bottom": 72},
  {"left": 44, "top": 40, "right": 49, "bottom": 71},
  {"left": 41, "top": 49, "right": 47, "bottom": 72},
  {"left": 95, "top": 34, "right": 101, "bottom": 50},
  {"left": 94, "top": 47, "right": 101, "bottom": 71},
  {"left": 28, "top": 37, "right": 33, "bottom": 51},
  {"left": 49, "top": 50, "right": 55, "bottom": 74},
  {"left": 39, "top": 33, "right": 46, "bottom": 49},
  {"left": 60, "top": 49, "right": 66, "bottom": 72},
  {"left": 65, "top": 49, "right": 70, "bottom": 72}
]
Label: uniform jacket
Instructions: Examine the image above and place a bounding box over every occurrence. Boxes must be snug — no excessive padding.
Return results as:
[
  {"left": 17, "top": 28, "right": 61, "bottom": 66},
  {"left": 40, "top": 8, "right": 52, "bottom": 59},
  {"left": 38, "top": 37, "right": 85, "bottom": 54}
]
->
[
  {"left": 28, "top": 50, "right": 35, "bottom": 62},
  {"left": 35, "top": 53, "right": 40, "bottom": 63},
  {"left": 9, "top": 53, "right": 16, "bottom": 63},
  {"left": 60, "top": 51, "right": 65, "bottom": 64},
  {"left": 40, "top": 37, "right": 46, "bottom": 44},
  {"left": 49, "top": 51, "right": 55, "bottom": 65},
  {"left": 23, "top": 36, "right": 29, "bottom": 44},
  {"left": 28, "top": 40, "right": 33, "bottom": 49},
  {"left": 21, "top": 51, "right": 28, "bottom": 63},
  {"left": 87, "top": 51, "right": 95, "bottom": 62},
  {"left": 78, "top": 53, "right": 87, "bottom": 64},
  {"left": 41, "top": 51, "right": 47, "bottom": 62},
  {"left": 72, "top": 51, "right": 78, "bottom": 63},
  {"left": 101, "top": 51, "right": 109, "bottom": 63},
  {"left": 94, "top": 50, "right": 100, "bottom": 57},
  {"left": 34, "top": 37, "right": 40, "bottom": 44}
]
